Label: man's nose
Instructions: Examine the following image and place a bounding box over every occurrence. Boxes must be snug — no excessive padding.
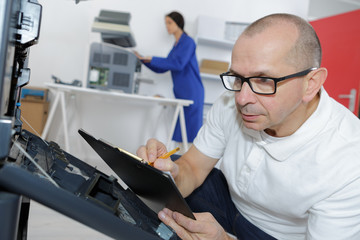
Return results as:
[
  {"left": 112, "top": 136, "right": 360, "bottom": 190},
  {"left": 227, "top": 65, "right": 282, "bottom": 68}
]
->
[{"left": 235, "top": 82, "right": 257, "bottom": 106}]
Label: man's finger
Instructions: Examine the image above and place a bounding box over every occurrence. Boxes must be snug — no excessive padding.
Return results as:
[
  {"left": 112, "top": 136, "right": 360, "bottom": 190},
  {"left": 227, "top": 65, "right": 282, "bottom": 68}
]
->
[
  {"left": 172, "top": 211, "right": 203, "bottom": 233},
  {"left": 158, "top": 209, "right": 192, "bottom": 240},
  {"left": 136, "top": 145, "right": 148, "bottom": 161},
  {"left": 145, "top": 139, "right": 159, "bottom": 161}
]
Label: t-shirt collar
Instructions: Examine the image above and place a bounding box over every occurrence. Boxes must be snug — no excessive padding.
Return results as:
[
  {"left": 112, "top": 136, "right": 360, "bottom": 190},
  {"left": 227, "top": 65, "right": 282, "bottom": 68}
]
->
[{"left": 243, "top": 88, "right": 332, "bottom": 161}]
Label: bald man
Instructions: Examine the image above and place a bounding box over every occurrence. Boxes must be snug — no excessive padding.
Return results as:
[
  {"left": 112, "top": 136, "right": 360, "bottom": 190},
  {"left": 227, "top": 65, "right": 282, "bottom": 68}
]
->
[{"left": 137, "top": 13, "right": 360, "bottom": 240}]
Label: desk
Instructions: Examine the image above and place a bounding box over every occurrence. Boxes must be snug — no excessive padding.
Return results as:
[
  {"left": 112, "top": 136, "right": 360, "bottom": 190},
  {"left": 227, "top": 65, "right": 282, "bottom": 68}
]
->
[{"left": 41, "top": 83, "right": 193, "bottom": 153}]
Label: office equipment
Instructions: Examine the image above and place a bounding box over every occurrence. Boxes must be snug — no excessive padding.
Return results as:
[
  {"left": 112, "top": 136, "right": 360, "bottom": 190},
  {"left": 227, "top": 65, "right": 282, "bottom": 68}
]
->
[
  {"left": 88, "top": 10, "right": 142, "bottom": 93},
  {"left": 3, "top": 129, "right": 180, "bottom": 239},
  {"left": 52, "top": 75, "right": 82, "bottom": 87},
  {"left": 0, "top": 0, "right": 42, "bottom": 156},
  {"left": 87, "top": 42, "right": 140, "bottom": 93},
  {"left": 0, "top": 0, "right": 43, "bottom": 239},
  {"left": 0, "top": 0, "right": 15, "bottom": 118},
  {"left": 78, "top": 128, "right": 195, "bottom": 220},
  {"left": 92, "top": 10, "right": 136, "bottom": 48},
  {"left": 0, "top": 0, "right": 183, "bottom": 239}
]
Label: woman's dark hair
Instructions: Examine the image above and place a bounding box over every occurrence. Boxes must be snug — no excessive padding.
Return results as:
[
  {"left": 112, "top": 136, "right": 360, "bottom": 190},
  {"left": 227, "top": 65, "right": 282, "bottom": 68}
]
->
[{"left": 167, "top": 11, "right": 185, "bottom": 30}]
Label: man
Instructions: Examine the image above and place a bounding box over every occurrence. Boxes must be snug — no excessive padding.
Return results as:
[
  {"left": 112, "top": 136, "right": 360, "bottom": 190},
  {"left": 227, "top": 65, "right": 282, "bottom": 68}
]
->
[{"left": 137, "top": 13, "right": 360, "bottom": 239}]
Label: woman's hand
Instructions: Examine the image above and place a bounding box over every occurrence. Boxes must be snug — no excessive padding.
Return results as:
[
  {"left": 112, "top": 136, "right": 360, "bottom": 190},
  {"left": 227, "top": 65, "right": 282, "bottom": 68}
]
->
[
  {"left": 133, "top": 50, "right": 152, "bottom": 63},
  {"left": 136, "top": 138, "right": 179, "bottom": 178},
  {"left": 158, "top": 208, "right": 235, "bottom": 240}
]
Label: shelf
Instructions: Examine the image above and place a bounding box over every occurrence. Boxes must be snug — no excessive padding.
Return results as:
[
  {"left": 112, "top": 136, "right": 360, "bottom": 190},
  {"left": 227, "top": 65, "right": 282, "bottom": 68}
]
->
[{"left": 196, "top": 37, "right": 234, "bottom": 50}]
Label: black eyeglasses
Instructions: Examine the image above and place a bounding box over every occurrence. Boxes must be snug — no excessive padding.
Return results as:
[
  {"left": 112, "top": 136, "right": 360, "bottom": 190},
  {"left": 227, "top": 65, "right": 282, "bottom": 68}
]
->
[{"left": 220, "top": 67, "right": 317, "bottom": 95}]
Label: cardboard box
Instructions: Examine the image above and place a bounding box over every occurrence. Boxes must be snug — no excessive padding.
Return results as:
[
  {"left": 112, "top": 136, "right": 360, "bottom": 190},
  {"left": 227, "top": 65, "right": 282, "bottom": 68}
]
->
[
  {"left": 21, "top": 86, "right": 49, "bottom": 102},
  {"left": 20, "top": 87, "right": 49, "bottom": 135},
  {"left": 200, "top": 59, "right": 229, "bottom": 75}
]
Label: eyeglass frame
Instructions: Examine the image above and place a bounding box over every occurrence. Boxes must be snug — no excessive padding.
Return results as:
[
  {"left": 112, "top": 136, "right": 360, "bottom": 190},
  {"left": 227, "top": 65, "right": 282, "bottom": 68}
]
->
[{"left": 219, "top": 67, "right": 318, "bottom": 95}]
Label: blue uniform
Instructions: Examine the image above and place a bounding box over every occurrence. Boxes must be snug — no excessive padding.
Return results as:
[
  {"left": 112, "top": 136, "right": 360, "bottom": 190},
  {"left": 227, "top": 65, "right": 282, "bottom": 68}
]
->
[{"left": 144, "top": 33, "right": 204, "bottom": 142}]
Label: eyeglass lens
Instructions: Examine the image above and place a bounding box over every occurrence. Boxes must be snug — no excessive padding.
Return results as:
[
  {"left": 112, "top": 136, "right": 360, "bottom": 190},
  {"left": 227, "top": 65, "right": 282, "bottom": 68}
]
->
[{"left": 223, "top": 76, "right": 276, "bottom": 94}]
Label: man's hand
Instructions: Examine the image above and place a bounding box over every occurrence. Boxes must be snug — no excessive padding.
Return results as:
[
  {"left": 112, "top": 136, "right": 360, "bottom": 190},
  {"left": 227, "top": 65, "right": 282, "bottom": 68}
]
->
[
  {"left": 137, "top": 138, "right": 219, "bottom": 197},
  {"left": 158, "top": 208, "right": 235, "bottom": 240},
  {"left": 136, "top": 138, "right": 179, "bottom": 178}
]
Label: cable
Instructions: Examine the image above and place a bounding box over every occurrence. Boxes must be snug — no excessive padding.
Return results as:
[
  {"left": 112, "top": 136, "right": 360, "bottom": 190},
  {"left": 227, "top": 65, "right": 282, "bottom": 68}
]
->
[
  {"left": 12, "top": 140, "right": 59, "bottom": 188},
  {"left": 20, "top": 116, "right": 49, "bottom": 146}
]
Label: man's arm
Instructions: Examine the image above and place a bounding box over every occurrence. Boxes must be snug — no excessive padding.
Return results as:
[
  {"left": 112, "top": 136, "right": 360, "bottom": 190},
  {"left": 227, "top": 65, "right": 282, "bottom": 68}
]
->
[{"left": 174, "top": 144, "right": 219, "bottom": 197}]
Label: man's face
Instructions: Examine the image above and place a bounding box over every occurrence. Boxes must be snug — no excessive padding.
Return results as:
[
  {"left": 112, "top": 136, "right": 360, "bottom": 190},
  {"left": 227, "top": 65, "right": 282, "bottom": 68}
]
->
[{"left": 231, "top": 23, "right": 307, "bottom": 137}]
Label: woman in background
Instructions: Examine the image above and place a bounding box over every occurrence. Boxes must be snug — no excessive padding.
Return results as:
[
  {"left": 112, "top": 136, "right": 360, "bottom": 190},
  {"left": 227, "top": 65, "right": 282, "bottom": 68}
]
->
[{"left": 135, "top": 11, "right": 204, "bottom": 145}]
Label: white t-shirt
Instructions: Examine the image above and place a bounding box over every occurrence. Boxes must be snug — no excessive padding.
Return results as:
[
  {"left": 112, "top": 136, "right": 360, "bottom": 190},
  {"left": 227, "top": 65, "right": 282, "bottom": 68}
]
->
[{"left": 194, "top": 89, "right": 360, "bottom": 240}]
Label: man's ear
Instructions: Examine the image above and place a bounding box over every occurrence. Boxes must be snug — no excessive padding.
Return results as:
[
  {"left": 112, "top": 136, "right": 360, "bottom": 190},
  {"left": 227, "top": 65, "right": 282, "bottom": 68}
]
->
[{"left": 303, "top": 67, "right": 328, "bottom": 103}]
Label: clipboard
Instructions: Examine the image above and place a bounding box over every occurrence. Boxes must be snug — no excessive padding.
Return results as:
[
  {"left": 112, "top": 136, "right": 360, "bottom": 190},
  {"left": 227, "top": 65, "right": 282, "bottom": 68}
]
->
[{"left": 78, "top": 128, "right": 195, "bottom": 220}]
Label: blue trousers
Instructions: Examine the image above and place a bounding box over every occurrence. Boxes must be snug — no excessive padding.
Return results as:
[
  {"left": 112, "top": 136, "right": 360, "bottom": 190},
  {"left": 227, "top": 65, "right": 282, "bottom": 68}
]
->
[{"left": 185, "top": 168, "right": 277, "bottom": 240}]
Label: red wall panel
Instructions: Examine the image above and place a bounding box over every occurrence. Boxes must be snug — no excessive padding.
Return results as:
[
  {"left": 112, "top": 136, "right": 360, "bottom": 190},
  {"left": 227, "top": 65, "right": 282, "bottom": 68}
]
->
[{"left": 311, "top": 9, "right": 360, "bottom": 116}]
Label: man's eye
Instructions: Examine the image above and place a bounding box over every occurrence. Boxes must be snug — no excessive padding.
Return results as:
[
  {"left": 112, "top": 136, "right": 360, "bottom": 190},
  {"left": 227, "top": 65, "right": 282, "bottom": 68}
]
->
[
  {"left": 229, "top": 75, "right": 240, "bottom": 80},
  {"left": 262, "top": 78, "right": 273, "bottom": 83},
  {"left": 252, "top": 78, "right": 273, "bottom": 84},
  {"left": 233, "top": 77, "right": 243, "bottom": 83}
]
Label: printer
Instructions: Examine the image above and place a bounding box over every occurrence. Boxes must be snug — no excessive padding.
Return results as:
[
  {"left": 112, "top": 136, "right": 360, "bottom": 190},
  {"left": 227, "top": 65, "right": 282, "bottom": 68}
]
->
[
  {"left": 87, "top": 10, "right": 141, "bottom": 93},
  {"left": 0, "top": 1, "right": 179, "bottom": 239}
]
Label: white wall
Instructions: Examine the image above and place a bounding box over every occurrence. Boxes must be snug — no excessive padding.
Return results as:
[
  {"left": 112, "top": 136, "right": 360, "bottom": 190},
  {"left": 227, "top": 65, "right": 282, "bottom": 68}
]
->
[
  {"left": 26, "top": 0, "right": 310, "bottom": 162},
  {"left": 309, "top": 0, "right": 360, "bottom": 20},
  {"left": 29, "top": 0, "right": 310, "bottom": 92}
]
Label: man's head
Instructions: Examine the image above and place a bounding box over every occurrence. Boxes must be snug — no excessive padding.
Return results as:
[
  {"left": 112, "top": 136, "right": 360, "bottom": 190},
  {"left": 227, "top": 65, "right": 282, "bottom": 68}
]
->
[
  {"left": 243, "top": 14, "right": 322, "bottom": 70},
  {"left": 230, "top": 13, "right": 327, "bottom": 137}
]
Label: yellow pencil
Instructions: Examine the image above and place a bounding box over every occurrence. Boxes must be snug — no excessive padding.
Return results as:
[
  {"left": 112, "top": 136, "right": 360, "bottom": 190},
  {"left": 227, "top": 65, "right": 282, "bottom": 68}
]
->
[
  {"left": 159, "top": 147, "right": 180, "bottom": 159},
  {"left": 148, "top": 147, "right": 180, "bottom": 166}
]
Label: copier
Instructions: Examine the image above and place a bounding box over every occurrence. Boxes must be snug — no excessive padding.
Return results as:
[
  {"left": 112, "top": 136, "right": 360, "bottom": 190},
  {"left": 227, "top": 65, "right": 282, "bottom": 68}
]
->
[
  {"left": 87, "top": 10, "right": 142, "bottom": 94},
  {"left": 0, "top": 1, "right": 179, "bottom": 239}
]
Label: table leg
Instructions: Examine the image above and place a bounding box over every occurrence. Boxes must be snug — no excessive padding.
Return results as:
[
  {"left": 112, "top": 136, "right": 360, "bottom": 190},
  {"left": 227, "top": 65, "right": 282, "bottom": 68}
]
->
[
  {"left": 166, "top": 104, "right": 181, "bottom": 150},
  {"left": 59, "top": 92, "right": 69, "bottom": 152},
  {"left": 41, "top": 90, "right": 60, "bottom": 140},
  {"left": 179, "top": 106, "right": 188, "bottom": 152},
  {"left": 166, "top": 104, "right": 189, "bottom": 152},
  {"left": 41, "top": 90, "right": 70, "bottom": 152}
]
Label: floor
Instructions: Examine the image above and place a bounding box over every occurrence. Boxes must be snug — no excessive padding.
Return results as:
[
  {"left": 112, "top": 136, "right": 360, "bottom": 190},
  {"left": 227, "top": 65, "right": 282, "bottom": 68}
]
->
[{"left": 27, "top": 201, "right": 112, "bottom": 240}]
